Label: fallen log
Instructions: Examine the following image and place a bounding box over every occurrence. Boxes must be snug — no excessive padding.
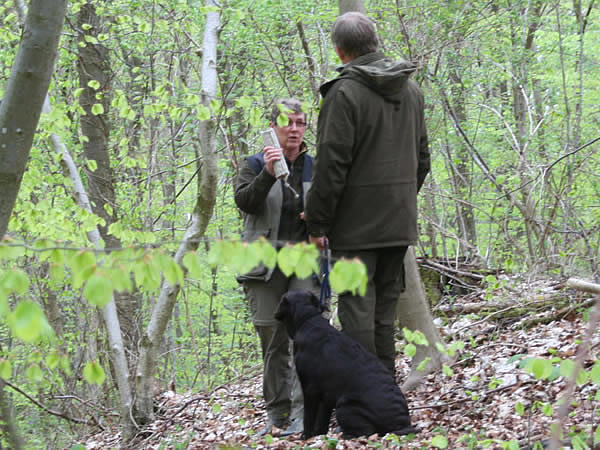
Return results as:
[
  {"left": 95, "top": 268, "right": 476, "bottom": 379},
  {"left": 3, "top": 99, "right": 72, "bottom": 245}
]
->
[{"left": 567, "top": 278, "right": 600, "bottom": 295}]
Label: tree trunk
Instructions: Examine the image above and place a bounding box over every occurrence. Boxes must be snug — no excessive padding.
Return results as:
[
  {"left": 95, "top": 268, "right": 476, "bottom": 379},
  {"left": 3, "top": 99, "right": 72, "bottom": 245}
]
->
[
  {"left": 0, "top": 0, "right": 67, "bottom": 238},
  {"left": 50, "top": 119, "right": 135, "bottom": 439},
  {"left": 134, "top": 1, "right": 221, "bottom": 423},
  {"left": 0, "top": 378, "right": 24, "bottom": 450},
  {"left": 76, "top": 0, "right": 142, "bottom": 357},
  {"left": 397, "top": 247, "right": 450, "bottom": 391},
  {"left": 339, "top": 0, "right": 366, "bottom": 14}
]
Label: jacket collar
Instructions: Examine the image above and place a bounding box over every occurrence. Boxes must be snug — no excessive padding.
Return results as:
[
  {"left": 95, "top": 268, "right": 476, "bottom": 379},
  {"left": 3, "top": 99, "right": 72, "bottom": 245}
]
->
[{"left": 320, "top": 52, "right": 386, "bottom": 97}]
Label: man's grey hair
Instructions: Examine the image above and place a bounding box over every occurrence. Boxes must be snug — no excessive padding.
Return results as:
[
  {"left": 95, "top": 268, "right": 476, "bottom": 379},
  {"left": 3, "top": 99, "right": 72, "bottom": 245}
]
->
[
  {"left": 331, "top": 12, "right": 379, "bottom": 58},
  {"left": 270, "top": 98, "right": 305, "bottom": 124}
]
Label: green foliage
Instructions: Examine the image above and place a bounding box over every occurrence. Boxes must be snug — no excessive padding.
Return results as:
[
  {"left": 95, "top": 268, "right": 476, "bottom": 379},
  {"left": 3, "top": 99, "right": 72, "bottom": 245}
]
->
[
  {"left": 2, "top": 0, "right": 600, "bottom": 446},
  {"left": 83, "top": 361, "right": 106, "bottom": 385},
  {"left": 329, "top": 258, "right": 368, "bottom": 295},
  {"left": 431, "top": 435, "right": 449, "bottom": 448}
]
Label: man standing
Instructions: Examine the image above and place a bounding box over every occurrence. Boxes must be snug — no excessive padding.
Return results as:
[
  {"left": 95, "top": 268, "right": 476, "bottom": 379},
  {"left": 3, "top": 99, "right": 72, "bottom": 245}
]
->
[
  {"left": 235, "top": 98, "right": 316, "bottom": 436},
  {"left": 305, "top": 12, "right": 430, "bottom": 377}
]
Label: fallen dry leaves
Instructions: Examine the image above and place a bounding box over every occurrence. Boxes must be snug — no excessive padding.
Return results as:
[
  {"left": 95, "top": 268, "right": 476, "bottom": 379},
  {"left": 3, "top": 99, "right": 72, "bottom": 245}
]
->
[{"left": 85, "top": 276, "right": 600, "bottom": 449}]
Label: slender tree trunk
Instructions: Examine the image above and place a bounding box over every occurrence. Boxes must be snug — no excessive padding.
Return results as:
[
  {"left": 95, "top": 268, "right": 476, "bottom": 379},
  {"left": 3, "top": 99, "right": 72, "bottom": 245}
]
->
[
  {"left": 0, "top": 0, "right": 67, "bottom": 238},
  {"left": 0, "top": 379, "right": 24, "bottom": 450},
  {"left": 397, "top": 247, "right": 450, "bottom": 391},
  {"left": 49, "top": 117, "right": 135, "bottom": 439},
  {"left": 76, "top": 1, "right": 142, "bottom": 357},
  {"left": 339, "top": 0, "right": 366, "bottom": 14},
  {"left": 0, "top": 3, "right": 67, "bottom": 444},
  {"left": 135, "top": 2, "right": 221, "bottom": 423}
]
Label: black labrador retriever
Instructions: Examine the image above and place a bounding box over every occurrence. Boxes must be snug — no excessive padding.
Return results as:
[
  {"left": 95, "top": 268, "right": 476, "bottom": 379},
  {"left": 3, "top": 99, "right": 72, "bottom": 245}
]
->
[{"left": 275, "top": 289, "right": 415, "bottom": 440}]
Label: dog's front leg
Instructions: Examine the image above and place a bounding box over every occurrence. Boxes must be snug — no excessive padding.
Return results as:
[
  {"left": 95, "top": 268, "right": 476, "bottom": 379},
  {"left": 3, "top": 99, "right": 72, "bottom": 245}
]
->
[
  {"left": 301, "top": 390, "right": 321, "bottom": 439},
  {"left": 312, "top": 401, "right": 333, "bottom": 437}
]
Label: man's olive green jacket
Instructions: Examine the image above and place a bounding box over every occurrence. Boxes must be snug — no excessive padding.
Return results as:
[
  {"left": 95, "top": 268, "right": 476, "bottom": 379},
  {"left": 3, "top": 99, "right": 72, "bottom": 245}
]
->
[{"left": 305, "top": 52, "right": 430, "bottom": 250}]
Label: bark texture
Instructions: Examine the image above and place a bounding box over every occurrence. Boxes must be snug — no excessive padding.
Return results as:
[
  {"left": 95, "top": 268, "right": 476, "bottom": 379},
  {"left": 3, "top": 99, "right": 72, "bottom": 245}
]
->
[
  {"left": 0, "top": 0, "right": 67, "bottom": 238},
  {"left": 134, "top": 1, "right": 221, "bottom": 423}
]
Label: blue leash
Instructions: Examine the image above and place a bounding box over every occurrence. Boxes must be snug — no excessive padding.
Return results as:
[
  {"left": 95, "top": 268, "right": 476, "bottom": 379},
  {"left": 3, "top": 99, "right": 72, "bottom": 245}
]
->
[{"left": 319, "top": 239, "right": 331, "bottom": 312}]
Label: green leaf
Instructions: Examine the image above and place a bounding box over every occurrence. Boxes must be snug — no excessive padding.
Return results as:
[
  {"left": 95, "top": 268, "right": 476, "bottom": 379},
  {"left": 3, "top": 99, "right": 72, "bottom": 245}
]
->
[
  {"left": 0, "top": 359, "right": 12, "bottom": 379},
  {"left": 183, "top": 252, "right": 203, "bottom": 279},
  {"left": 91, "top": 103, "right": 104, "bottom": 115},
  {"left": 256, "top": 238, "right": 277, "bottom": 269},
  {"left": 329, "top": 258, "right": 368, "bottom": 295},
  {"left": 207, "top": 240, "right": 234, "bottom": 268},
  {"left": 276, "top": 113, "right": 289, "bottom": 127},
  {"left": 404, "top": 343, "right": 416, "bottom": 358},
  {"left": 107, "top": 267, "right": 133, "bottom": 293},
  {"left": 197, "top": 105, "right": 211, "bottom": 121},
  {"left": 504, "top": 441, "right": 520, "bottom": 450},
  {"left": 87, "top": 79, "right": 100, "bottom": 90},
  {"left": 83, "top": 361, "right": 105, "bottom": 385},
  {"left": 11, "top": 301, "right": 44, "bottom": 343},
  {"left": 0, "top": 268, "right": 30, "bottom": 295},
  {"left": 294, "top": 244, "right": 320, "bottom": 279},
  {"left": 155, "top": 253, "right": 184, "bottom": 286},
  {"left": 526, "top": 358, "right": 553, "bottom": 380},
  {"left": 0, "top": 242, "right": 25, "bottom": 260},
  {"left": 25, "top": 364, "right": 43, "bottom": 383},
  {"left": 84, "top": 35, "right": 98, "bottom": 44},
  {"left": 87, "top": 159, "right": 98, "bottom": 172},
  {"left": 442, "top": 364, "right": 454, "bottom": 377},
  {"left": 576, "top": 368, "right": 588, "bottom": 386},
  {"left": 416, "top": 357, "right": 430, "bottom": 372},
  {"left": 542, "top": 403, "right": 553, "bottom": 417},
  {"left": 590, "top": 361, "right": 600, "bottom": 386},
  {"left": 46, "top": 351, "right": 60, "bottom": 370},
  {"left": 277, "top": 245, "right": 299, "bottom": 277},
  {"left": 60, "top": 357, "right": 72, "bottom": 376},
  {"left": 431, "top": 435, "right": 448, "bottom": 449},
  {"left": 560, "top": 359, "right": 576, "bottom": 378},
  {"left": 83, "top": 273, "right": 113, "bottom": 307},
  {"left": 515, "top": 401, "right": 525, "bottom": 416},
  {"left": 232, "top": 242, "right": 262, "bottom": 274},
  {"left": 70, "top": 250, "right": 96, "bottom": 289}
]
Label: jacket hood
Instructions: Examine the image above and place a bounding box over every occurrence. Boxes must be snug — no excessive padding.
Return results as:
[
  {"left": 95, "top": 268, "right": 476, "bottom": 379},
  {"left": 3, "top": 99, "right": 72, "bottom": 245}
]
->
[{"left": 320, "top": 52, "right": 416, "bottom": 101}]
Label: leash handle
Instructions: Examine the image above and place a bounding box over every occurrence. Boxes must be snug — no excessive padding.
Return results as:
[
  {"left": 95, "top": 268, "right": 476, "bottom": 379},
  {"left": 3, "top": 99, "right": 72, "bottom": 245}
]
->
[{"left": 319, "top": 239, "right": 331, "bottom": 312}]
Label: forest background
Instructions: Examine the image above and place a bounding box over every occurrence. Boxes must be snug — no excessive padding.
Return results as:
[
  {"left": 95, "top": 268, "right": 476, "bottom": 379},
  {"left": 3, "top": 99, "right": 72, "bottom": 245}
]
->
[{"left": 0, "top": 0, "right": 599, "bottom": 448}]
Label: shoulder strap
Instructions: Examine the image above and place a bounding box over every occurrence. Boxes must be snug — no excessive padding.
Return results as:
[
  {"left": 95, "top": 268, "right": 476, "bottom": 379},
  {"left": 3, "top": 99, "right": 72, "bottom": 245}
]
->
[{"left": 247, "top": 153, "right": 265, "bottom": 174}]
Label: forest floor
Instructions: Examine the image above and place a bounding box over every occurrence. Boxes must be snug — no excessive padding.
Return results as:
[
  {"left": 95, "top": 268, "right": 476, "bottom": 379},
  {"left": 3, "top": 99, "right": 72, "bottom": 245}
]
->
[{"left": 84, "top": 274, "right": 600, "bottom": 449}]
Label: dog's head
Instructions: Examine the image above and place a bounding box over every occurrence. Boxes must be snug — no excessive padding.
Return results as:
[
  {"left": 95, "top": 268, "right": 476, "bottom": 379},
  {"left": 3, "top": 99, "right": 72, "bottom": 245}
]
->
[{"left": 275, "top": 289, "right": 321, "bottom": 339}]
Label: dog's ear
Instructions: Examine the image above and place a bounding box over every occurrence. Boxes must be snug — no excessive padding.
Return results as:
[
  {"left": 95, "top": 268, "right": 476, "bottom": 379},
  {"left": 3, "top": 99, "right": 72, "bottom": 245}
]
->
[{"left": 274, "top": 293, "right": 290, "bottom": 321}]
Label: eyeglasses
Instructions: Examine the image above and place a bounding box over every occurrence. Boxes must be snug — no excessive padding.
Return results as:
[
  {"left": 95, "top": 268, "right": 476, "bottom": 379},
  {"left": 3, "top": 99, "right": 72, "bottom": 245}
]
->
[{"left": 282, "top": 120, "right": 307, "bottom": 129}]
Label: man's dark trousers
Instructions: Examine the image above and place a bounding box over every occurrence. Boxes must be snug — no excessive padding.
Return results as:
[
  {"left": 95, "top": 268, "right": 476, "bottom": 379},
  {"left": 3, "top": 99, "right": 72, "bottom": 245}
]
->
[{"left": 334, "top": 246, "right": 408, "bottom": 376}]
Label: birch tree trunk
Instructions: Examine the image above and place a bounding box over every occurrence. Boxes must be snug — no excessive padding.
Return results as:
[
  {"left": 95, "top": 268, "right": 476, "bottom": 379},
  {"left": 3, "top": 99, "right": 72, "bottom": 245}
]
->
[
  {"left": 50, "top": 122, "right": 136, "bottom": 439},
  {"left": 134, "top": 2, "right": 221, "bottom": 423},
  {"left": 0, "top": 0, "right": 67, "bottom": 238}
]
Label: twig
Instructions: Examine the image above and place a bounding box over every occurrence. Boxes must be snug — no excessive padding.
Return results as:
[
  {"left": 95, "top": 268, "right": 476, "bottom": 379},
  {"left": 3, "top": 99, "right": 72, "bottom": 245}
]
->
[
  {"left": 3, "top": 380, "right": 103, "bottom": 429},
  {"left": 549, "top": 296, "right": 600, "bottom": 450},
  {"left": 411, "top": 379, "right": 535, "bottom": 411},
  {"left": 450, "top": 297, "right": 572, "bottom": 335}
]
